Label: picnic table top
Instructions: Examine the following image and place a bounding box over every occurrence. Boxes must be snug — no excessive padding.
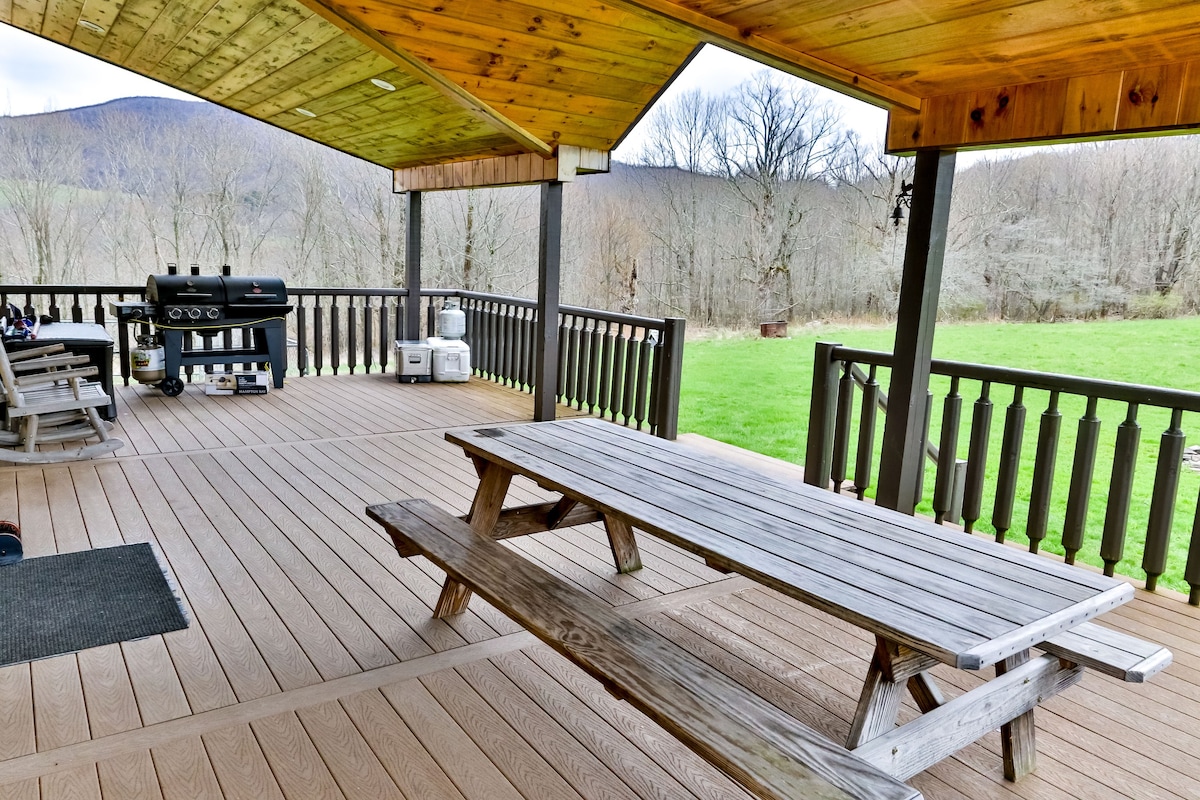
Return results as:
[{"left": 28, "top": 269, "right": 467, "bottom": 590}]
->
[{"left": 447, "top": 418, "right": 1134, "bottom": 670}]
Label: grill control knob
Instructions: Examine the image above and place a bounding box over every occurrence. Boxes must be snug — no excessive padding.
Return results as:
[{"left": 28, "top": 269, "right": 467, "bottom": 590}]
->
[
  {"left": 166, "top": 307, "right": 183, "bottom": 321},
  {"left": 187, "top": 307, "right": 202, "bottom": 320},
  {"left": 205, "top": 307, "right": 220, "bottom": 320}
]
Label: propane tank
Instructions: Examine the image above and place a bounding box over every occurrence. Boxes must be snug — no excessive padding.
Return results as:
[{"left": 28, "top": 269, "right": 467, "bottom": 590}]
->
[
  {"left": 438, "top": 298, "right": 466, "bottom": 340},
  {"left": 131, "top": 334, "right": 166, "bottom": 384}
]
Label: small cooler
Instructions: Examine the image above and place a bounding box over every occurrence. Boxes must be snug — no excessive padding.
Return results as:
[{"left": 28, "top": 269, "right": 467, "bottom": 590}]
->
[
  {"left": 427, "top": 337, "right": 471, "bottom": 382},
  {"left": 395, "top": 340, "right": 432, "bottom": 383}
]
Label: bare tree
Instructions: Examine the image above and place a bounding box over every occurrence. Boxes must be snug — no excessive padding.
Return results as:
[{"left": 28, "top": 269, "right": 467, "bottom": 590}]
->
[{"left": 709, "top": 72, "right": 850, "bottom": 321}]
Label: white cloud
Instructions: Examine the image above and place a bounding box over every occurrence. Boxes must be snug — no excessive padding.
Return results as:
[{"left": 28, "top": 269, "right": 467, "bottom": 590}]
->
[{"left": 0, "top": 24, "right": 196, "bottom": 116}]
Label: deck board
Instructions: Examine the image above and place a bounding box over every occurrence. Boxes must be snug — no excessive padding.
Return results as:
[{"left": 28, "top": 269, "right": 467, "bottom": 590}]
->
[{"left": 0, "top": 374, "right": 1196, "bottom": 799}]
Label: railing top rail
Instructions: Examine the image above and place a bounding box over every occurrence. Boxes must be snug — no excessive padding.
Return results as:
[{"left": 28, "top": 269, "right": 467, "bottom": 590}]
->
[
  {"left": 292, "top": 287, "right": 409, "bottom": 296},
  {"left": 0, "top": 285, "right": 145, "bottom": 294},
  {"left": 833, "top": 345, "right": 1200, "bottom": 413},
  {"left": 455, "top": 290, "right": 665, "bottom": 328},
  {"left": 0, "top": 283, "right": 670, "bottom": 330}
]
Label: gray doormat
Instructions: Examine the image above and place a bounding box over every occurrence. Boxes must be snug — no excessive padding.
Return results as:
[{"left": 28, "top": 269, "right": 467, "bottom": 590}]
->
[{"left": 0, "top": 543, "right": 188, "bottom": 667}]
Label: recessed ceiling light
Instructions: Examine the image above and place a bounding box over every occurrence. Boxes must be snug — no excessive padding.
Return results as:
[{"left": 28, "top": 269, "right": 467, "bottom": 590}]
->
[
  {"left": 77, "top": 20, "right": 106, "bottom": 34},
  {"left": 370, "top": 78, "right": 396, "bottom": 92},
  {"left": 294, "top": 107, "right": 316, "bottom": 118}
]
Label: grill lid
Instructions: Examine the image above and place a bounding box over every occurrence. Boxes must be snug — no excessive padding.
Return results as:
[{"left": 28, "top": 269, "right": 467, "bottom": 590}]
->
[
  {"left": 146, "top": 274, "right": 226, "bottom": 305},
  {"left": 146, "top": 274, "right": 288, "bottom": 306}
]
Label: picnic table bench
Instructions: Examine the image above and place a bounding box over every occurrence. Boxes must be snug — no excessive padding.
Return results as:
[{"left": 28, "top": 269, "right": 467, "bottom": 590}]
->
[{"left": 368, "top": 418, "right": 1170, "bottom": 796}]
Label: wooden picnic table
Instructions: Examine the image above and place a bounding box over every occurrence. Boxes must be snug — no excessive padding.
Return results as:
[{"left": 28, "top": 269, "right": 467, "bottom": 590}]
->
[{"left": 440, "top": 418, "right": 1147, "bottom": 782}]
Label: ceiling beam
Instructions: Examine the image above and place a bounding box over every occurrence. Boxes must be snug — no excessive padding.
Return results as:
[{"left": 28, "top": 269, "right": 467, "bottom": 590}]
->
[
  {"left": 609, "top": 0, "right": 921, "bottom": 112},
  {"left": 887, "top": 60, "right": 1200, "bottom": 154},
  {"left": 293, "top": 0, "right": 554, "bottom": 157},
  {"left": 394, "top": 148, "right": 610, "bottom": 192}
]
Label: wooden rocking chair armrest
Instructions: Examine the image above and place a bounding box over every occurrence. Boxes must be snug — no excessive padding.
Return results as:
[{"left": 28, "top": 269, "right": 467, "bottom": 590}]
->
[
  {"left": 10, "top": 354, "right": 90, "bottom": 372},
  {"left": 7, "top": 344, "right": 66, "bottom": 360},
  {"left": 13, "top": 367, "right": 99, "bottom": 387}
]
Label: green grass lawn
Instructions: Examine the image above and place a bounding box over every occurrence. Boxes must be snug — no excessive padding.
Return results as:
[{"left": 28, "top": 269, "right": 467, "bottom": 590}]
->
[{"left": 678, "top": 318, "right": 1200, "bottom": 594}]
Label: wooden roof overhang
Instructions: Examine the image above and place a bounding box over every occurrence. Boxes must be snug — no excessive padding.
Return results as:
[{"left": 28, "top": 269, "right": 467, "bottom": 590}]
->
[{"left": 3, "top": 1, "right": 1200, "bottom": 187}]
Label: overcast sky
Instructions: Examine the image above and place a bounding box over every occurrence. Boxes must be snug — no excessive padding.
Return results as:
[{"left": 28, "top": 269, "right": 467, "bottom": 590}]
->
[{"left": 0, "top": 24, "right": 890, "bottom": 160}]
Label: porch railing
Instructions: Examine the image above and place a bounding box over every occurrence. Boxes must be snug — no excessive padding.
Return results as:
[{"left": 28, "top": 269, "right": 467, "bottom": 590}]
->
[
  {"left": 0, "top": 284, "right": 684, "bottom": 439},
  {"left": 807, "top": 340, "right": 1200, "bottom": 604}
]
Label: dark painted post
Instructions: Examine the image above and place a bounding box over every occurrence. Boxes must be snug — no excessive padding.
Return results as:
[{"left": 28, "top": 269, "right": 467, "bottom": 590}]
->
[
  {"left": 876, "top": 150, "right": 957, "bottom": 514},
  {"left": 653, "top": 317, "right": 686, "bottom": 440},
  {"left": 534, "top": 181, "right": 563, "bottom": 422},
  {"left": 804, "top": 341, "right": 841, "bottom": 489},
  {"left": 404, "top": 190, "right": 422, "bottom": 342}
]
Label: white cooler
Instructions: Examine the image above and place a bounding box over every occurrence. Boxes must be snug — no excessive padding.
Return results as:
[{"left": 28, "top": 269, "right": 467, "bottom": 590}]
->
[
  {"left": 427, "top": 337, "right": 471, "bottom": 382},
  {"left": 395, "top": 340, "right": 432, "bottom": 383}
]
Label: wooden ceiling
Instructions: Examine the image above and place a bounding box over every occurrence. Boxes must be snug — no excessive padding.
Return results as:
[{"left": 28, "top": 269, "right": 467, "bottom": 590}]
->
[{"left": 4, "top": 0, "right": 1200, "bottom": 178}]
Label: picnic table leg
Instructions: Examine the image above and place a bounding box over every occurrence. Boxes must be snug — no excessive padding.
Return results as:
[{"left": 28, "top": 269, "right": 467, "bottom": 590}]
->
[
  {"left": 434, "top": 462, "right": 513, "bottom": 617},
  {"left": 847, "top": 636, "right": 941, "bottom": 749},
  {"left": 603, "top": 514, "right": 642, "bottom": 573},
  {"left": 997, "top": 649, "right": 1037, "bottom": 780}
]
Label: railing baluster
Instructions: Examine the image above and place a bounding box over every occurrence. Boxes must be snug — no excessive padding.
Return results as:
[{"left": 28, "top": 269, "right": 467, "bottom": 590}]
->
[
  {"left": 1026, "top": 391, "right": 1062, "bottom": 553},
  {"left": 621, "top": 335, "right": 639, "bottom": 425},
  {"left": 853, "top": 365, "right": 879, "bottom": 500},
  {"left": 1187, "top": 499, "right": 1200, "bottom": 604},
  {"left": 330, "top": 298, "right": 341, "bottom": 375},
  {"left": 830, "top": 361, "right": 855, "bottom": 493},
  {"left": 1144, "top": 408, "right": 1185, "bottom": 591},
  {"left": 557, "top": 313, "right": 570, "bottom": 402},
  {"left": 348, "top": 298, "right": 359, "bottom": 374},
  {"left": 572, "top": 320, "right": 588, "bottom": 410},
  {"left": 963, "top": 382, "right": 994, "bottom": 534},
  {"left": 610, "top": 326, "right": 627, "bottom": 421},
  {"left": 502, "top": 304, "right": 516, "bottom": 385},
  {"left": 72, "top": 292, "right": 84, "bottom": 322},
  {"left": 933, "top": 377, "right": 963, "bottom": 524},
  {"left": 1102, "top": 403, "right": 1141, "bottom": 576},
  {"left": 362, "top": 298, "right": 373, "bottom": 373},
  {"left": 992, "top": 386, "right": 1026, "bottom": 543},
  {"left": 587, "top": 323, "right": 602, "bottom": 414},
  {"left": 297, "top": 301, "right": 309, "bottom": 376},
  {"left": 377, "top": 298, "right": 389, "bottom": 373},
  {"left": 1062, "top": 396, "right": 1100, "bottom": 564},
  {"left": 313, "top": 297, "right": 325, "bottom": 375},
  {"left": 598, "top": 321, "right": 614, "bottom": 418},
  {"left": 634, "top": 335, "right": 653, "bottom": 430}
]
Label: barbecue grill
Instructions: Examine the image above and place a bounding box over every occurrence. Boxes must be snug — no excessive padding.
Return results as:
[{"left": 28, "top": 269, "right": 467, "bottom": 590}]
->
[{"left": 112, "top": 271, "right": 292, "bottom": 396}]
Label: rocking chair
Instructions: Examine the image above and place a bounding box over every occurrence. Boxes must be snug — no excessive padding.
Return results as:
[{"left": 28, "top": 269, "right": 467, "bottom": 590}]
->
[{"left": 0, "top": 340, "right": 124, "bottom": 463}]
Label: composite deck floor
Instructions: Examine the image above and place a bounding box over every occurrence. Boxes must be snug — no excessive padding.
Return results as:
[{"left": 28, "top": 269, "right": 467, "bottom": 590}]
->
[{"left": 0, "top": 373, "right": 1196, "bottom": 800}]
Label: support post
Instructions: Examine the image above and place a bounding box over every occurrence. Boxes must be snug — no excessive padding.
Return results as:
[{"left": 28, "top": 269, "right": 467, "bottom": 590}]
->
[
  {"left": 805, "top": 341, "right": 842, "bottom": 489},
  {"left": 876, "top": 150, "right": 956, "bottom": 514},
  {"left": 404, "top": 190, "right": 422, "bottom": 341},
  {"left": 653, "top": 317, "right": 686, "bottom": 440},
  {"left": 534, "top": 181, "right": 563, "bottom": 422}
]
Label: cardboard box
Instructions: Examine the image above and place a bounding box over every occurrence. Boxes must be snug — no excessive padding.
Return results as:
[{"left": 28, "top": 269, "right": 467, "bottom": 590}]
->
[
  {"left": 234, "top": 372, "right": 270, "bottom": 394},
  {"left": 204, "top": 371, "right": 270, "bottom": 395}
]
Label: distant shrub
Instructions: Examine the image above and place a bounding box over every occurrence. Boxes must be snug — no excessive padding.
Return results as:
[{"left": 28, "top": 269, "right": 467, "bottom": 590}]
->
[{"left": 1127, "top": 292, "right": 1185, "bottom": 319}]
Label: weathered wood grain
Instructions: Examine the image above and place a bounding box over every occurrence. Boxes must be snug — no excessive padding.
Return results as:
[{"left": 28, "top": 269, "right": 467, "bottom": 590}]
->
[
  {"left": 446, "top": 419, "right": 1133, "bottom": 669},
  {"left": 368, "top": 498, "right": 922, "bottom": 800}
]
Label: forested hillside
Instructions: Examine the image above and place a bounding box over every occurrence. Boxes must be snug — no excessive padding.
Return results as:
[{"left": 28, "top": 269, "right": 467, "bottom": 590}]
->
[{"left": 1, "top": 77, "right": 1198, "bottom": 327}]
